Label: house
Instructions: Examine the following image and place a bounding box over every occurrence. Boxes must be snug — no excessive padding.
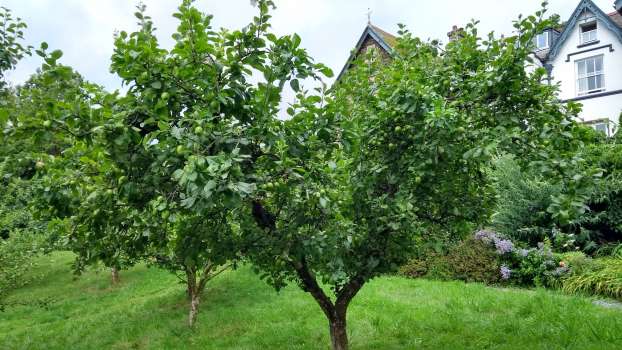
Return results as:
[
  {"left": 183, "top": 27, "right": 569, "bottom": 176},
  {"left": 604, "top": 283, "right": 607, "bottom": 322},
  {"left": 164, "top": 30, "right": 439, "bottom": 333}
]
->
[
  {"left": 535, "top": 0, "right": 622, "bottom": 135},
  {"left": 338, "top": 0, "right": 622, "bottom": 135},
  {"left": 336, "top": 24, "right": 397, "bottom": 82}
]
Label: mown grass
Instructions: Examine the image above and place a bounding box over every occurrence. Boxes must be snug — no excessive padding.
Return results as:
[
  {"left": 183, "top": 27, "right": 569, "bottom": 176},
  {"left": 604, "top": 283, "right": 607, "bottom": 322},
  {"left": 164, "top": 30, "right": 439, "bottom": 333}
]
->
[{"left": 1, "top": 252, "right": 621, "bottom": 350}]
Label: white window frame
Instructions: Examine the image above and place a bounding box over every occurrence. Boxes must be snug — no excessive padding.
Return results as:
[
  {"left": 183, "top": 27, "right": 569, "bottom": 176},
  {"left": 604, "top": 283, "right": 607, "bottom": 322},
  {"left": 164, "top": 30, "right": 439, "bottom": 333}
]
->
[
  {"left": 585, "top": 119, "right": 611, "bottom": 137},
  {"left": 575, "top": 55, "right": 605, "bottom": 96},
  {"left": 579, "top": 21, "right": 598, "bottom": 45},
  {"left": 593, "top": 122, "right": 609, "bottom": 136},
  {"left": 535, "top": 32, "right": 549, "bottom": 50}
]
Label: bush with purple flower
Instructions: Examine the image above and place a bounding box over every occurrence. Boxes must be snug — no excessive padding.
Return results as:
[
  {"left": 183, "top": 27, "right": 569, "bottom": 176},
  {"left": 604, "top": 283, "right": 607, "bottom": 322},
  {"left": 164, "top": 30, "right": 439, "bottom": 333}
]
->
[
  {"left": 473, "top": 229, "right": 568, "bottom": 286},
  {"left": 500, "top": 265, "right": 512, "bottom": 280},
  {"left": 474, "top": 229, "right": 514, "bottom": 255}
]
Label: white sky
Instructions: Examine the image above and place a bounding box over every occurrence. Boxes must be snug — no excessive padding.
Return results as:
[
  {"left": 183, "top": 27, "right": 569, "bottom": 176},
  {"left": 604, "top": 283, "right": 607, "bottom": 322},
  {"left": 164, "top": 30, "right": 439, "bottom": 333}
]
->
[{"left": 3, "top": 0, "right": 617, "bottom": 94}]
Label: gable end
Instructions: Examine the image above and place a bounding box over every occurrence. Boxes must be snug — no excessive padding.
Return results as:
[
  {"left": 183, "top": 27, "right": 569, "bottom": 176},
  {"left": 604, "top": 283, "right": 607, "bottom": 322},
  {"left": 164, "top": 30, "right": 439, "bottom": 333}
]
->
[
  {"left": 336, "top": 25, "right": 395, "bottom": 82},
  {"left": 548, "top": 0, "right": 622, "bottom": 62}
]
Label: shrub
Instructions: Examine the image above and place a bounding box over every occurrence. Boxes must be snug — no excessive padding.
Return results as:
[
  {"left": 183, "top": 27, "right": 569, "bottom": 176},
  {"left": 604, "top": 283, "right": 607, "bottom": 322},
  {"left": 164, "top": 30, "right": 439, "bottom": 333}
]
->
[
  {"left": 561, "top": 258, "right": 622, "bottom": 300},
  {"left": 425, "top": 254, "right": 456, "bottom": 281},
  {"left": 472, "top": 230, "right": 566, "bottom": 287},
  {"left": 488, "top": 156, "right": 560, "bottom": 246},
  {"left": 398, "top": 252, "right": 454, "bottom": 281},
  {"left": 400, "top": 235, "right": 502, "bottom": 283},
  {"left": 0, "top": 231, "right": 44, "bottom": 298},
  {"left": 490, "top": 149, "right": 622, "bottom": 254},
  {"left": 398, "top": 258, "right": 428, "bottom": 278},
  {"left": 445, "top": 238, "right": 501, "bottom": 284},
  {"left": 0, "top": 177, "right": 47, "bottom": 299},
  {"left": 511, "top": 243, "right": 563, "bottom": 287},
  {"left": 558, "top": 251, "right": 591, "bottom": 273}
]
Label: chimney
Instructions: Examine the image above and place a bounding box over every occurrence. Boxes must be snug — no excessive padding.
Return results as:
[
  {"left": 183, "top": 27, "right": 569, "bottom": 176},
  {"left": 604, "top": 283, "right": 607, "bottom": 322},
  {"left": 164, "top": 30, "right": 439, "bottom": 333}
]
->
[
  {"left": 447, "top": 25, "right": 465, "bottom": 41},
  {"left": 617, "top": 0, "right": 622, "bottom": 14}
]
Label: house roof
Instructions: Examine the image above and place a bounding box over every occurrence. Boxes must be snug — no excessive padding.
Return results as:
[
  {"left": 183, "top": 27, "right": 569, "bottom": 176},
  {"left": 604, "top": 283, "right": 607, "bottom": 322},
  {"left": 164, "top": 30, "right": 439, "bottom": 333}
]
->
[
  {"left": 335, "top": 24, "right": 397, "bottom": 82},
  {"left": 337, "top": 1, "right": 622, "bottom": 77},
  {"left": 369, "top": 25, "right": 398, "bottom": 47},
  {"left": 547, "top": 0, "right": 622, "bottom": 62},
  {"left": 610, "top": 10, "right": 622, "bottom": 28}
]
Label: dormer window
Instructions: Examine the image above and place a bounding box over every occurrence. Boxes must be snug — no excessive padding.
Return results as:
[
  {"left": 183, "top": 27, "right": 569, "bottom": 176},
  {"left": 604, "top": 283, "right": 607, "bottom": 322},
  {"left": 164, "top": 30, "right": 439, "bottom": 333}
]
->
[
  {"left": 579, "top": 21, "right": 598, "bottom": 44},
  {"left": 535, "top": 32, "right": 549, "bottom": 50}
]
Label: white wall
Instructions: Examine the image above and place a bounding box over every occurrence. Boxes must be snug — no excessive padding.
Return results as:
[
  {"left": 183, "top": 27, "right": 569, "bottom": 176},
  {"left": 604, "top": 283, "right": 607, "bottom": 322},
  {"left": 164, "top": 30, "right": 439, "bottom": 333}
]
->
[
  {"left": 549, "top": 10, "right": 622, "bottom": 125},
  {"left": 580, "top": 93, "right": 622, "bottom": 130}
]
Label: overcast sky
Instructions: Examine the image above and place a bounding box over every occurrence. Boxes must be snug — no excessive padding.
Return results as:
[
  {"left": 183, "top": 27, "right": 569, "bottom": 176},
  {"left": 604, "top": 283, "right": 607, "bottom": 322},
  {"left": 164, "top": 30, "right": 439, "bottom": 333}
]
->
[{"left": 3, "top": 0, "right": 617, "bottom": 93}]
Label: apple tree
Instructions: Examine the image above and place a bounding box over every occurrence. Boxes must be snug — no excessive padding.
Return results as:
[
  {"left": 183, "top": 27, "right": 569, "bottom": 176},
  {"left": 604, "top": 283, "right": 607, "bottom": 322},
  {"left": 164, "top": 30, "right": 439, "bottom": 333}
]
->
[
  {"left": 243, "top": 6, "right": 595, "bottom": 350},
  {"left": 102, "top": 0, "right": 329, "bottom": 326}
]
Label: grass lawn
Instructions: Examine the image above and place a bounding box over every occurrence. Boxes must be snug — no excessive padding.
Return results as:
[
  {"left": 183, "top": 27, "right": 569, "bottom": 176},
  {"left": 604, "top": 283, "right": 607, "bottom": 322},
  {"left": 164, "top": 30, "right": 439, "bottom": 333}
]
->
[{"left": 1, "top": 252, "right": 621, "bottom": 349}]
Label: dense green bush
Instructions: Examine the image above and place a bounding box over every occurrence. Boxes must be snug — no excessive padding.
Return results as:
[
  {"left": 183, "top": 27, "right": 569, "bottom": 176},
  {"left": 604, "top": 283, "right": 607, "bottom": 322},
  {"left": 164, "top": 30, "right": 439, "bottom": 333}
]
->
[
  {"left": 400, "top": 236, "right": 501, "bottom": 284},
  {"left": 0, "top": 176, "right": 47, "bottom": 299},
  {"left": 557, "top": 251, "right": 591, "bottom": 274},
  {"left": 488, "top": 156, "right": 560, "bottom": 246},
  {"left": 398, "top": 252, "right": 454, "bottom": 281},
  {"left": 445, "top": 238, "right": 501, "bottom": 284},
  {"left": 510, "top": 244, "right": 562, "bottom": 287},
  {"left": 0, "top": 231, "right": 44, "bottom": 298},
  {"left": 490, "top": 146, "right": 622, "bottom": 254},
  {"left": 397, "top": 258, "right": 428, "bottom": 279},
  {"left": 571, "top": 142, "right": 622, "bottom": 252}
]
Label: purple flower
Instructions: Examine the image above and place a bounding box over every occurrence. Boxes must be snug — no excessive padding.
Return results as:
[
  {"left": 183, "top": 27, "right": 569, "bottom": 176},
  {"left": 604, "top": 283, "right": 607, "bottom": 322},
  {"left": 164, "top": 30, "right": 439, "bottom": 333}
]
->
[
  {"left": 500, "top": 265, "right": 512, "bottom": 280},
  {"left": 494, "top": 238, "right": 515, "bottom": 254},
  {"left": 474, "top": 229, "right": 497, "bottom": 243},
  {"left": 519, "top": 248, "right": 530, "bottom": 257}
]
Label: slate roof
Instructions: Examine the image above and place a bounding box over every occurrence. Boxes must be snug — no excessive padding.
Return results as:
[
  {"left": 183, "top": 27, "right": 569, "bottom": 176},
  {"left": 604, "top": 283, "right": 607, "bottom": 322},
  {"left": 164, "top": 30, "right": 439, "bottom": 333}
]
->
[
  {"left": 369, "top": 25, "right": 398, "bottom": 47},
  {"left": 336, "top": 24, "right": 397, "bottom": 82},
  {"left": 610, "top": 11, "right": 622, "bottom": 28}
]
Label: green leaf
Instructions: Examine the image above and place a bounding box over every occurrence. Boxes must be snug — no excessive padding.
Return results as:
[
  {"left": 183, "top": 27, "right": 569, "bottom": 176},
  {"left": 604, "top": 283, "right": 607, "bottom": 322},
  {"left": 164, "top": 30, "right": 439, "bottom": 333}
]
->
[
  {"left": 290, "top": 79, "right": 300, "bottom": 92},
  {"left": 50, "top": 50, "right": 63, "bottom": 60},
  {"left": 292, "top": 33, "right": 301, "bottom": 48}
]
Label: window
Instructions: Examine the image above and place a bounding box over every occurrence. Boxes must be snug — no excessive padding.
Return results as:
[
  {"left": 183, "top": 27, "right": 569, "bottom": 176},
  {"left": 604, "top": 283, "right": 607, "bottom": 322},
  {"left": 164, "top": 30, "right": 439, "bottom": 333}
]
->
[
  {"left": 576, "top": 55, "right": 604, "bottom": 95},
  {"left": 580, "top": 22, "right": 598, "bottom": 44},
  {"left": 590, "top": 121, "right": 610, "bottom": 136},
  {"left": 535, "top": 32, "right": 549, "bottom": 50}
]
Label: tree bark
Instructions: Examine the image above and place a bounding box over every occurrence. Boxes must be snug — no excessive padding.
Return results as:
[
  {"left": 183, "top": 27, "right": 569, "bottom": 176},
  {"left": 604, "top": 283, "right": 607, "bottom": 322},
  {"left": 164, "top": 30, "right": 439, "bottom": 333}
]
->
[
  {"left": 111, "top": 267, "right": 120, "bottom": 285},
  {"left": 186, "top": 267, "right": 200, "bottom": 327},
  {"left": 189, "top": 290, "right": 200, "bottom": 327},
  {"left": 329, "top": 307, "right": 349, "bottom": 350},
  {"left": 291, "top": 258, "right": 365, "bottom": 350},
  {"left": 186, "top": 277, "right": 193, "bottom": 300}
]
